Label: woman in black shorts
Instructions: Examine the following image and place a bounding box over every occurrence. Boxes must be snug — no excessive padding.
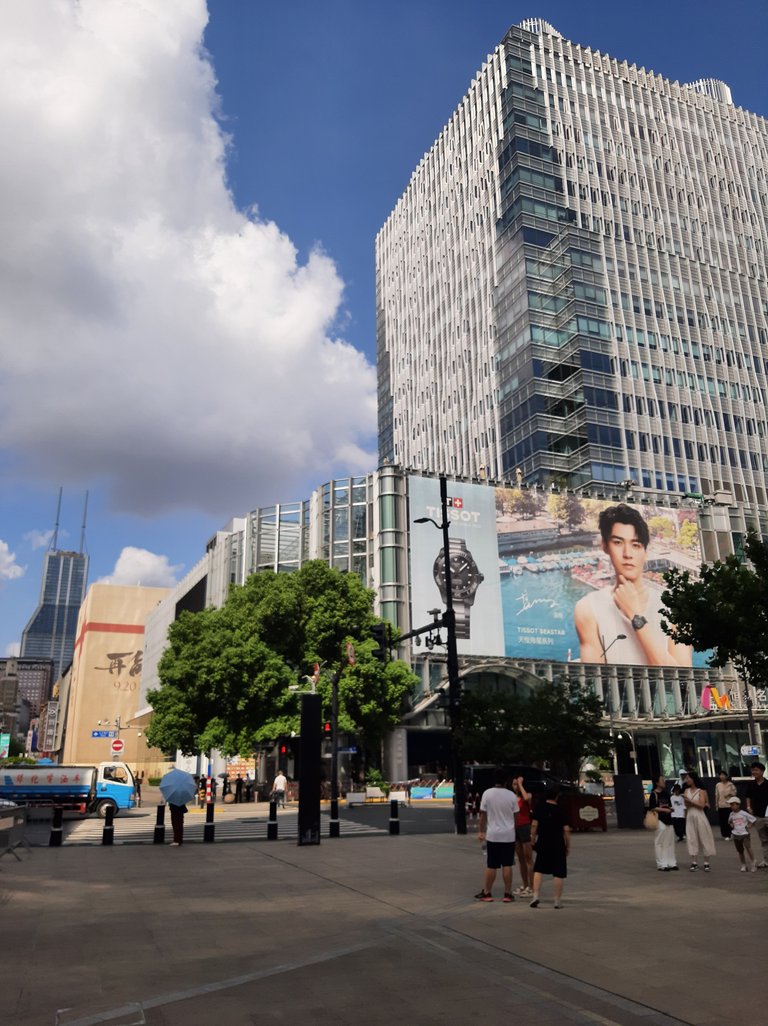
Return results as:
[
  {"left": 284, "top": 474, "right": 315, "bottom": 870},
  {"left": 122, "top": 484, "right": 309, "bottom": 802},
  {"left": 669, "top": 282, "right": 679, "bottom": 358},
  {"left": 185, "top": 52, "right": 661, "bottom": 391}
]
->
[{"left": 529, "top": 785, "right": 571, "bottom": 909}]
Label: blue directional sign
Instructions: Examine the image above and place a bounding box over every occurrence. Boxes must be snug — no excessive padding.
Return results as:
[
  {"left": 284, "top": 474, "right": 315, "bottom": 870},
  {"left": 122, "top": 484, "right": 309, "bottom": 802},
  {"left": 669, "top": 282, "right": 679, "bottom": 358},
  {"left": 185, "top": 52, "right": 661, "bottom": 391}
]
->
[{"left": 91, "top": 730, "right": 117, "bottom": 738}]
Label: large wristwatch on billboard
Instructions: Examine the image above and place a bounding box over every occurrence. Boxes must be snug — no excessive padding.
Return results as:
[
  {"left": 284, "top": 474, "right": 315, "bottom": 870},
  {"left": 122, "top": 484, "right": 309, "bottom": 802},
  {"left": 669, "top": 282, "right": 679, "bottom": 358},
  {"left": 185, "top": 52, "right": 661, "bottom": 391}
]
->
[{"left": 432, "top": 538, "right": 485, "bottom": 639}]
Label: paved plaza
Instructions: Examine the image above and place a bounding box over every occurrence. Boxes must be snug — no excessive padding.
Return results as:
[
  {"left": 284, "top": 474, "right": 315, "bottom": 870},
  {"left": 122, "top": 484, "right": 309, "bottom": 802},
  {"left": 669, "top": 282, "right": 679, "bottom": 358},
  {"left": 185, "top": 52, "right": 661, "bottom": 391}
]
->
[{"left": 1, "top": 799, "right": 765, "bottom": 1026}]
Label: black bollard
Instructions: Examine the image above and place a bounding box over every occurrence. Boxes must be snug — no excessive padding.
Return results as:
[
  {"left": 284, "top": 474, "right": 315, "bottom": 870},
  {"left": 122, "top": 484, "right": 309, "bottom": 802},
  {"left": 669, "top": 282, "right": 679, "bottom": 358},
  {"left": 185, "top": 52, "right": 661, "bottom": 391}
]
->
[
  {"left": 102, "top": 805, "right": 115, "bottom": 846},
  {"left": 267, "top": 799, "right": 278, "bottom": 840},
  {"left": 389, "top": 798, "right": 400, "bottom": 836},
  {"left": 329, "top": 797, "right": 340, "bottom": 839},
  {"left": 49, "top": 806, "right": 64, "bottom": 847},
  {"left": 203, "top": 800, "right": 215, "bottom": 842},
  {"left": 153, "top": 804, "right": 165, "bottom": 845}
]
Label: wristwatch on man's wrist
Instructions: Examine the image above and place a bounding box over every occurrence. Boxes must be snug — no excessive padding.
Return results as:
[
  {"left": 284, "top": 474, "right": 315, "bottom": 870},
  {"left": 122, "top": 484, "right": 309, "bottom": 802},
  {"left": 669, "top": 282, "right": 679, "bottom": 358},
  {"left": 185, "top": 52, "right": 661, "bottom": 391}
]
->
[
  {"left": 631, "top": 614, "right": 648, "bottom": 631},
  {"left": 432, "top": 538, "right": 484, "bottom": 639}
]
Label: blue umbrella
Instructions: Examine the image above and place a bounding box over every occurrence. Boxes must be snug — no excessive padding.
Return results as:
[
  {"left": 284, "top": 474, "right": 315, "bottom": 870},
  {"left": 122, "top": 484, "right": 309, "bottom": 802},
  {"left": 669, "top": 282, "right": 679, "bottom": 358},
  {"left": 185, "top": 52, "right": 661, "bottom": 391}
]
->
[{"left": 159, "top": 768, "right": 197, "bottom": 806}]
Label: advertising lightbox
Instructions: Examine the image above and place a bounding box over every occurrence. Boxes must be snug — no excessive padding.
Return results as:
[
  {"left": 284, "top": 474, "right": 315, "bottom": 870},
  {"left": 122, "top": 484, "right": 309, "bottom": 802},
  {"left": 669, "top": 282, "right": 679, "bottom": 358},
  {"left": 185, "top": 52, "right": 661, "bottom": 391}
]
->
[{"left": 408, "top": 477, "right": 708, "bottom": 667}]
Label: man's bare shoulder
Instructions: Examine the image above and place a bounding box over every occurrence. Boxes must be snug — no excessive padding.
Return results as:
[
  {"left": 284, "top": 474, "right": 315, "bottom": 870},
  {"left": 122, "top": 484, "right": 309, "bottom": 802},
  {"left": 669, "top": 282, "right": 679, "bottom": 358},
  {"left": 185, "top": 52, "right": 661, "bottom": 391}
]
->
[{"left": 574, "top": 592, "right": 597, "bottom": 621}]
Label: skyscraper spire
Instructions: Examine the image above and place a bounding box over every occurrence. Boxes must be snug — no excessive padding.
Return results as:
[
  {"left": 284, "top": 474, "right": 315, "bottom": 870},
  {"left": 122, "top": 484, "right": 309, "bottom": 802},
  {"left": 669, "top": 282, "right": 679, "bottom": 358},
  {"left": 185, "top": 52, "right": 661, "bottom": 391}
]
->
[
  {"left": 79, "top": 490, "right": 89, "bottom": 555},
  {"left": 50, "top": 487, "right": 63, "bottom": 551}
]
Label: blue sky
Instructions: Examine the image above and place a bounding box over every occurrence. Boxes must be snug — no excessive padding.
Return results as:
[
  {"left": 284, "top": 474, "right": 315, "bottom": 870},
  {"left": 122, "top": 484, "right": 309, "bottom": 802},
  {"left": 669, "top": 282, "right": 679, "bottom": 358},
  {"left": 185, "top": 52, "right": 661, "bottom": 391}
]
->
[{"left": 1, "top": 0, "right": 766, "bottom": 658}]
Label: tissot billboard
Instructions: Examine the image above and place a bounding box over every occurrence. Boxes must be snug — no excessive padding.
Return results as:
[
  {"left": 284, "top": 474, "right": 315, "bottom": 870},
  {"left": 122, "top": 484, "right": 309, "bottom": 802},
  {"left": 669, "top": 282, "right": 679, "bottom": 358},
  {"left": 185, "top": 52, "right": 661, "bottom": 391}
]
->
[{"left": 408, "top": 477, "right": 707, "bottom": 667}]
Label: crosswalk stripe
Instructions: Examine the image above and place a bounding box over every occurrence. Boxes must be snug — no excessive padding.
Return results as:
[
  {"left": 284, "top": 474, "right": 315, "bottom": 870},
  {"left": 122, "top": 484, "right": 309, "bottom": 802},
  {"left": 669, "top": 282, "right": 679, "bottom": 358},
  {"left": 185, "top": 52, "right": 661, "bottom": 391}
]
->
[{"left": 24, "top": 810, "right": 387, "bottom": 846}]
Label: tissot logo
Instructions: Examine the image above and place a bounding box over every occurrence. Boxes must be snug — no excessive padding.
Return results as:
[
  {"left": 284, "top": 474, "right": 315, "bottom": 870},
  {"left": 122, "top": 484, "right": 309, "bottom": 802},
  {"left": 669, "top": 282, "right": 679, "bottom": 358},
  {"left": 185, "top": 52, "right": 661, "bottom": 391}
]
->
[{"left": 425, "top": 502, "right": 480, "bottom": 524}]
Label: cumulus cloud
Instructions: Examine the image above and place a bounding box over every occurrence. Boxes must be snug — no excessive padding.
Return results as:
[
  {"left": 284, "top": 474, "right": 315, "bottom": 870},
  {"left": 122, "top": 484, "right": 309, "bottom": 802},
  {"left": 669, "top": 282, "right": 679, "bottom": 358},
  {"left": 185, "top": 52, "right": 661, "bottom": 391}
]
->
[
  {"left": 24, "top": 529, "right": 55, "bottom": 550},
  {"left": 0, "top": 0, "right": 376, "bottom": 517},
  {"left": 0, "top": 541, "right": 25, "bottom": 581},
  {"left": 98, "top": 547, "right": 183, "bottom": 587}
]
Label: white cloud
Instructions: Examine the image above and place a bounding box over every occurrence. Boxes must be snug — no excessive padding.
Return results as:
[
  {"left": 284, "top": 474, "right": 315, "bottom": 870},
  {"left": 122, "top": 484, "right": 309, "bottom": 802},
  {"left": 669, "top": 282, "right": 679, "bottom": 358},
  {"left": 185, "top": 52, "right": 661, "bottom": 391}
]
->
[
  {"left": 24, "top": 528, "right": 55, "bottom": 550},
  {"left": 0, "top": 540, "right": 25, "bottom": 581},
  {"left": 4, "top": 642, "right": 21, "bottom": 657},
  {"left": 0, "top": 0, "right": 376, "bottom": 517},
  {"left": 98, "top": 547, "right": 182, "bottom": 587}
]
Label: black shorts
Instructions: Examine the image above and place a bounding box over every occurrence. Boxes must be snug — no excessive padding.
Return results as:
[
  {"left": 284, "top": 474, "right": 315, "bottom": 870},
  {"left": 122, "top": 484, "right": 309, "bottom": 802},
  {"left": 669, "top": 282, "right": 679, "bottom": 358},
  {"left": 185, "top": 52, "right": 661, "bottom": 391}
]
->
[
  {"left": 733, "top": 835, "right": 752, "bottom": 855},
  {"left": 516, "top": 824, "right": 531, "bottom": 844},
  {"left": 486, "top": 841, "right": 516, "bottom": 869}
]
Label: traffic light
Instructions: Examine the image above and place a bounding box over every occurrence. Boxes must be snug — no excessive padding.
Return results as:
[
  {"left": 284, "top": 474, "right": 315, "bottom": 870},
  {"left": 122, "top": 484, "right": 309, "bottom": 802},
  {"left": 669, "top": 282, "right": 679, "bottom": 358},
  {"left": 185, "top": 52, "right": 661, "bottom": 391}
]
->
[
  {"left": 371, "top": 622, "right": 389, "bottom": 663},
  {"left": 280, "top": 744, "right": 287, "bottom": 755},
  {"left": 323, "top": 721, "right": 332, "bottom": 735}
]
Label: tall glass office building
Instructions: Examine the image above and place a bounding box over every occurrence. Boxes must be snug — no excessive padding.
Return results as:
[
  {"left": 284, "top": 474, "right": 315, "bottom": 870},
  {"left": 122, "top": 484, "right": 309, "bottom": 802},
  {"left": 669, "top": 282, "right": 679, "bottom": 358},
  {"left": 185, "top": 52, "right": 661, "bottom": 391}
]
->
[
  {"left": 377, "top": 19, "right": 768, "bottom": 509},
  {"left": 20, "top": 549, "right": 89, "bottom": 682}
]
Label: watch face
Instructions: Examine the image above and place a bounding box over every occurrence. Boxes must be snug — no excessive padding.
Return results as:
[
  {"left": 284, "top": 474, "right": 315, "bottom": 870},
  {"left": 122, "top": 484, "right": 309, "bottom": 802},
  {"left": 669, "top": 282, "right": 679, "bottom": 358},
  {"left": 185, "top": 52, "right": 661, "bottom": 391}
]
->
[{"left": 433, "top": 549, "right": 484, "bottom": 598}]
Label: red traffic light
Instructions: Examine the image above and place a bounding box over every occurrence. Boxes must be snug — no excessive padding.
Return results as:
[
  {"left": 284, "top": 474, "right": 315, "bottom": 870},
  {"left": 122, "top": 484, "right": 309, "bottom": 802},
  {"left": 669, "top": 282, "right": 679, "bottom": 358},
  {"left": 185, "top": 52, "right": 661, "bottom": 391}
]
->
[
  {"left": 280, "top": 744, "right": 287, "bottom": 754},
  {"left": 323, "top": 722, "right": 332, "bottom": 734}
]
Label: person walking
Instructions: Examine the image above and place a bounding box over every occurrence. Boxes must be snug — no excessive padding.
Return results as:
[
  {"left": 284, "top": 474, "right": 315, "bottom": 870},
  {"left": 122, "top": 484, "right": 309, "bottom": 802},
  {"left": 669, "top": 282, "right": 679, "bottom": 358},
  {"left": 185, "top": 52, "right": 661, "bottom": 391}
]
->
[
  {"left": 529, "top": 785, "right": 571, "bottom": 909},
  {"left": 670, "top": 784, "right": 686, "bottom": 842},
  {"left": 649, "top": 775, "right": 677, "bottom": 871},
  {"left": 726, "top": 796, "right": 757, "bottom": 873},
  {"left": 683, "top": 771, "right": 716, "bottom": 872},
  {"left": 169, "top": 802, "right": 187, "bottom": 846},
  {"left": 715, "top": 771, "right": 737, "bottom": 840},
  {"left": 475, "top": 768, "right": 519, "bottom": 903},
  {"left": 273, "top": 770, "right": 287, "bottom": 809},
  {"left": 745, "top": 761, "right": 768, "bottom": 868}
]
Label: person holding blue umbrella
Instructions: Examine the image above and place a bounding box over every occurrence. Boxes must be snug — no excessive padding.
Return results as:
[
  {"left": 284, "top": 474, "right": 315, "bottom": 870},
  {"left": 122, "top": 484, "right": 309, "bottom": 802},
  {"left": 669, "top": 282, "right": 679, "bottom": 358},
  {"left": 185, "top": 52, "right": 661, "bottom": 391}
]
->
[{"left": 159, "top": 768, "right": 197, "bottom": 846}]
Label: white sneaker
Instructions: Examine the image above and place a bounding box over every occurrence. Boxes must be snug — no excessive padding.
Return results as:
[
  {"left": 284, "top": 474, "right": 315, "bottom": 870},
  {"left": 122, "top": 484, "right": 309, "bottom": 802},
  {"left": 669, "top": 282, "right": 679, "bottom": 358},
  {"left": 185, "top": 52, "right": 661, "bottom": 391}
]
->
[
  {"left": 757, "top": 861, "right": 768, "bottom": 868},
  {"left": 751, "top": 863, "right": 758, "bottom": 873},
  {"left": 740, "top": 865, "right": 748, "bottom": 872}
]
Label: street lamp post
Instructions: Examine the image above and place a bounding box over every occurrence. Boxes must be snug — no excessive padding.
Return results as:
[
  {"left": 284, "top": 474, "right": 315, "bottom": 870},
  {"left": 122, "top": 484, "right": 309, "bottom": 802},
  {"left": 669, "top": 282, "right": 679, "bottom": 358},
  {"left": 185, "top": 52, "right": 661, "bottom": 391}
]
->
[
  {"left": 599, "top": 633, "right": 626, "bottom": 663},
  {"left": 415, "top": 475, "right": 467, "bottom": 835}
]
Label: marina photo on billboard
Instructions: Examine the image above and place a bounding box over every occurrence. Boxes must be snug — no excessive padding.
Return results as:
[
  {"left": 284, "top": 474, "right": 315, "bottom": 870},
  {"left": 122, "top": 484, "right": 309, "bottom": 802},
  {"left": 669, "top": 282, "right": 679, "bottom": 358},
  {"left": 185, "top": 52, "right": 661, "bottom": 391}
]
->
[{"left": 408, "top": 476, "right": 708, "bottom": 668}]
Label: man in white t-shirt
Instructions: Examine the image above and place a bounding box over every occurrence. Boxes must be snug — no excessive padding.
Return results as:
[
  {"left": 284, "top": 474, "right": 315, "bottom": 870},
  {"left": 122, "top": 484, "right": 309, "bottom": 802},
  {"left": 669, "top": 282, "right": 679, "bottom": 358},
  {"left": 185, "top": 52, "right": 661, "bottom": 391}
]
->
[
  {"left": 272, "top": 770, "right": 287, "bottom": 808},
  {"left": 476, "top": 769, "right": 520, "bottom": 902}
]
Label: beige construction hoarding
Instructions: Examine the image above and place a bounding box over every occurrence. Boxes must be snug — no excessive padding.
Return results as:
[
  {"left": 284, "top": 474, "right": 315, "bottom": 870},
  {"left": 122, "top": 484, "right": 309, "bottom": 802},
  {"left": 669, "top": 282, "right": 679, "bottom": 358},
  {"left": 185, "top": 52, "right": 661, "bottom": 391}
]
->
[{"left": 62, "top": 583, "right": 169, "bottom": 768}]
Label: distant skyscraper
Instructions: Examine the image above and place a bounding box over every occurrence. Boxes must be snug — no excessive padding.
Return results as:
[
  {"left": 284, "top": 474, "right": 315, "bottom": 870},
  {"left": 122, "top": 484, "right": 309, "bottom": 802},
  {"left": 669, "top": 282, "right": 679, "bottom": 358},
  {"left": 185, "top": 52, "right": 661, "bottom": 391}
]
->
[
  {"left": 20, "top": 491, "right": 89, "bottom": 681},
  {"left": 377, "top": 18, "right": 768, "bottom": 509}
]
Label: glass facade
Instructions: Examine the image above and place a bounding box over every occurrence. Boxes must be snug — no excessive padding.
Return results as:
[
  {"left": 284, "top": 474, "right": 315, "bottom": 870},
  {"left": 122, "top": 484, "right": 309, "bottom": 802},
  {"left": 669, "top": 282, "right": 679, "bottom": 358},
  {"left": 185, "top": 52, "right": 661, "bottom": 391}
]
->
[
  {"left": 248, "top": 501, "right": 310, "bottom": 574},
  {"left": 377, "top": 19, "right": 768, "bottom": 510},
  {"left": 20, "top": 550, "right": 88, "bottom": 681}
]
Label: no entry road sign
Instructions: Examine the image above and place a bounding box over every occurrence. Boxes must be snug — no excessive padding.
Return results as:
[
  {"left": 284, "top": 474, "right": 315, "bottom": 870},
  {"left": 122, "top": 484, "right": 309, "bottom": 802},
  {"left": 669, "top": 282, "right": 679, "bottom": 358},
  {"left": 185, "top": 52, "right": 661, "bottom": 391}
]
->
[{"left": 111, "top": 738, "right": 125, "bottom": 755}]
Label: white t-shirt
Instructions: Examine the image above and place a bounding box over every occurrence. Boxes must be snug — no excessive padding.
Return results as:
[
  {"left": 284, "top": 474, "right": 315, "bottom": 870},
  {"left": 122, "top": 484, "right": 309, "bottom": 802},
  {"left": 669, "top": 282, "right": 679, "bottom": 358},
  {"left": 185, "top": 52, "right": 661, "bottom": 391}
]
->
[
  {"left": 670, "top": 794, "right": 686, "bottom": 818},
  {"left": 728, "top": 809, "right": 756, "bottom": 836},
  {"left": 273, "top": 773, "right": 287, "bottom": 792},
  {"left": 480, "top": 786, "right": 519, "bottom": 843},
  {"left": 581, "top": 582, "right": 668, "bottom": 665}
]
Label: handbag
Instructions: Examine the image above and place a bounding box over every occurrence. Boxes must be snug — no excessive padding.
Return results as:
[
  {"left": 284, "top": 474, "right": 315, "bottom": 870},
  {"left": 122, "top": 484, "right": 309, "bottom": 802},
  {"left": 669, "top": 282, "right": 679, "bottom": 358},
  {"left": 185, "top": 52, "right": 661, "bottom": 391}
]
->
[{"left": 644, "top": 808, "right": 659, "bottom": 830}]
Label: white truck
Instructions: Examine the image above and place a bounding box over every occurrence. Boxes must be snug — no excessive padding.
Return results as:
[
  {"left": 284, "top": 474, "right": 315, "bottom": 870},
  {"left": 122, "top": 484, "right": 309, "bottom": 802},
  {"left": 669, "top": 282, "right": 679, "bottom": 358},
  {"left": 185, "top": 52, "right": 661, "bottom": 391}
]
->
[{"left": 0, "top": 762, "right": 136, "bottom": 817}]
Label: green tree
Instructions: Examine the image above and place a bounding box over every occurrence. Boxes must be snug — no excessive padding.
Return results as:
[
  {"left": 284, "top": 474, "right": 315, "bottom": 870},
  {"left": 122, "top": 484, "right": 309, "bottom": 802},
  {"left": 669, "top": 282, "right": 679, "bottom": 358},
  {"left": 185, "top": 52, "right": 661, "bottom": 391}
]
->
[
  {"left": 460, "top": 677, "right": 609, "bottom": 781},
  {"left": 507, "top": 490, "right": 542, "bottom": 520},
  {"left": 647, "top": 515, "right": 675, "bottom": 541},
  {"left": 547, "top": 493, "right": 586, "bottom": 532},
  {"left": 678, "top": 519, "right": 699, "bottom": 550},
  {"left": 662, "top": 531, "right": 768, "bottom": 704},
  {"left": 146, "top": 562, "right": 417, "bottom": 768}
]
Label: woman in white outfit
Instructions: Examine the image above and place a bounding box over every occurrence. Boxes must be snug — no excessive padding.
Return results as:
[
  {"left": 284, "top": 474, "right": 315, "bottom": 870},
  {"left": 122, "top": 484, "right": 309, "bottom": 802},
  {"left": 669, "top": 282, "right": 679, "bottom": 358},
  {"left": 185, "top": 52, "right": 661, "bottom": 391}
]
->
[
  {"left": 649, "top": 775, "right": 677, "bottom": 871},
  {"left": 683, "top": 771, "right": 716, "bottom": 871}
]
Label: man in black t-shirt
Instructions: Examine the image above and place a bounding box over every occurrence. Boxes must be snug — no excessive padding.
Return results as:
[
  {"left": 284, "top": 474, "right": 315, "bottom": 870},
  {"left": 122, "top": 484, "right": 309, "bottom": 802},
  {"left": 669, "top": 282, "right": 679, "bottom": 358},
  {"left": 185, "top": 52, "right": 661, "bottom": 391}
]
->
[{"left": 745, "top": 761, "right": 768, "bottom": 868}]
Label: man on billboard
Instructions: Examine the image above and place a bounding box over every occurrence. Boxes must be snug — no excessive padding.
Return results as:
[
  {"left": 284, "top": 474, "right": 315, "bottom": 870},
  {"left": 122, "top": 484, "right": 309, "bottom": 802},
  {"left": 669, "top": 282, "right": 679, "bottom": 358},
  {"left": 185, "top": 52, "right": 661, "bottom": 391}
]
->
[{"left": 574, "top": 504, "right": 692, "bottom": 666}]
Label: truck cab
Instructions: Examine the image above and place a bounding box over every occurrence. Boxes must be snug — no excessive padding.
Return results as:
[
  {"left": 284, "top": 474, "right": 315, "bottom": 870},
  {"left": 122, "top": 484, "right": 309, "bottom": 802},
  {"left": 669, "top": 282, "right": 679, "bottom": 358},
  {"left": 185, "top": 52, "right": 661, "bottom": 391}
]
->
[{"left": 95, "top": 762, "right": 136, "bottom": 817}]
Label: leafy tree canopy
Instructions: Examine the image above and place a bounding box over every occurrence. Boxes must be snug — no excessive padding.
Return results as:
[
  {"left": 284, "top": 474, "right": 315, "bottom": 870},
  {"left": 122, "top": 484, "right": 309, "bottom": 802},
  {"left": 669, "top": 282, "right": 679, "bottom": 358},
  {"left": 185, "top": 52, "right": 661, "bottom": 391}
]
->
[
  {"left": 146, "top": 562, "right": 417, "bottom": 762},
  {"left": 661, "top": 530, "right": 768, "bottom": 688},
  {"left": 460, "top": 676, "right": 609, "bottom": 781}
]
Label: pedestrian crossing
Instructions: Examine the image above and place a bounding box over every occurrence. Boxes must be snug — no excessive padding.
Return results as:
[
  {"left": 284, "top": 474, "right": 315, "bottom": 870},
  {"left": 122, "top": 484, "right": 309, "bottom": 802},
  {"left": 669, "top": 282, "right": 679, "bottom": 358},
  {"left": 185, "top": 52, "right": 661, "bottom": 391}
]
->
[{"left": 25, "top": 808, "right": 387, "bottom": 846}]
